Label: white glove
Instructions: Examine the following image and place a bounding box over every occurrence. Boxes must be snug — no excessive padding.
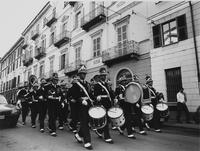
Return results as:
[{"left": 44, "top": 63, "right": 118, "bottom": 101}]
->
[
  {"left": 114, "top": 99, "right": 118, "bottom": 104},
  {"left": 61, "top": 102, "right": 65, "bottom": 108},
  {"left": 17, "top": 100, "right": 22, "bottom": 109},
  {"left": 136, "top": 103, "right": 140, "bottom": 108},
  {"left": 82, "top": 100, "right": 88, "bottom": 106},
  {"left": 119, "top": 94, "right": 123, "bottom": 99},
  {"left": 39, "top": 96, "right": 43, "bottom": 99},
  {"left": 97, "top": 96, "right": 101, "bottom": 101},
  {"left": 71, "top": 99, "right": 76, "bottom": 103},
  {"left": 64, "top": 99, "right": 68, "bottom": 103}
]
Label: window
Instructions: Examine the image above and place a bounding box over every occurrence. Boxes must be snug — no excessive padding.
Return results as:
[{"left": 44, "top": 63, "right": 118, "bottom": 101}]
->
[
  {"left": 41, "top": 39, "right": 46, "bottom": 52},
  {"left": 60, "top": 54, "right": 66, "bottom": 70},
  {"left": 36, "top": 24, "right": 39, "bottom": 33},
  {"left": 39, "top": 64, "right": 44, "bottom": 78},
  {"left": 93, "top": 36, "right": 101, "bottom": 57},
  {"left": 117, "top": 23, "right": 128, "bottom": 55},
  {"left": 75, "top": 46, "right": 81, "bottom": 66},
  {"left": 116, "top": 69, "right": 132, "bottom": 86},
  {"left": 75, "top": 12, "right": 81, "bottom": 29},
  {"left": 50, "top": 32, "right": 55, "bottom": 46},
  {"left": 33, "top": 65, "right": 38, "bottom": 76},
  {"left": 43, "top": 17, "right": 47, "bottom": 28},
  {"left": 153, "top": 14, "right": 188, "bottom": 48},
  {"left": 49, "top": 57, "right": 54, "bottom": 74},
  {"left": 17, "top": 75, "right": 20, "bottom": 85}
]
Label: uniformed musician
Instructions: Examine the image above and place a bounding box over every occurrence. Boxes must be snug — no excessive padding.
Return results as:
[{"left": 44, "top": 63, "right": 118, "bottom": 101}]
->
[
  {"left": 37, "top": 78, "right": 48, "bottom": 133},
  {"left": 45, "top": 73, "right": 64, "bottom": 137},
  {"left": 115, "top": 75, "right": 136, "bottom": 139},
  {"left": 70, "top": 65, "right": 93, "bottom": 150},
  {"left": 16, "top": 81, "right": 30, "bottom": 125},
  {"left": 145, "top": 76, "right": 162, "bottom": 132},
  {"left": 93, "top": 67, "right": 114, "bottom": 144}
]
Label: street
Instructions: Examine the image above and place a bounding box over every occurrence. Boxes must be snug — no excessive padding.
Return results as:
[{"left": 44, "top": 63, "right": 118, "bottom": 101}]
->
[{"left": 0, "top": 119, "right": 199, "bottom": 151}]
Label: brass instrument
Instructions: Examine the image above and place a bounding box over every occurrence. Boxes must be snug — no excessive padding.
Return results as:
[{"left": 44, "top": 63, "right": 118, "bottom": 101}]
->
[{"left": 28, "top": 75, "right": 38, "bottom": 90}]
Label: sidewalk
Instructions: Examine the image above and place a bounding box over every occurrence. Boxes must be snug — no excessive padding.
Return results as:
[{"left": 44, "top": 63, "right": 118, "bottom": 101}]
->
[{"left": 163, "top": 120, "right": 200, "bottom": 131}]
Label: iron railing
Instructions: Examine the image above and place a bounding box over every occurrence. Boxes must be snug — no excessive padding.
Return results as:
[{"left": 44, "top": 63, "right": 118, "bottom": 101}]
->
[
  {"left": 102, "top": 40, "right": 139, "bottom": 62},
  {"left": 65, "top": 60, "right": 86, "bottom": 73},
  {"left": 81, "top": 5, "right": 107, "bottom": 26},
  {"left": 54, "top": 30, "right": 71, "bottom": 44}
]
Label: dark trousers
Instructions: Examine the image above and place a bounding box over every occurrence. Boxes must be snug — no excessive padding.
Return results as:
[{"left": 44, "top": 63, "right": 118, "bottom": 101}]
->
[
  {"left": 152, "top": 109, "right": 161, "bottom": 130},
  {"left": 177, "top": 102, "right": 190, "bottom": 122},
  {"left": 69, "top": 101, "right": 80, "bottom": 131},
  {"left": 78, "top": 105, "right": 91, "bottom": 144},
  {"left": 58, "top": 102, "right": 68, "bottom": 126},
  {"left": 120, "top": 101, "right": 134, "bottom": 135},
  {"left": 21, "top": 102, "right": 29, "bottom": 123},
  {"left": 132, "top": 104, "right": 144, "bottom": 131},
  {"left": 47, "top": 100, "right": 59, "bottom": 132},
  {"left": 30, "top": 102, "right": 39, "bottom": 125},
  {"left": 97, "top": 99, "right": 111, "bottom": 139},
  {"left": 38, "top": 101, "right": 47, "bottom": 129}
]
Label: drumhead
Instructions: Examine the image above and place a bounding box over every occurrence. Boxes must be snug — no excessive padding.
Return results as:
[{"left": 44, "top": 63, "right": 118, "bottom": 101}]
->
[
  {"left": 156, "top": 103, "right": 168, "bottom": 111},
  {"left": 107, "top": 107, "right": 123, "bottom": 118},
  {"left": 141, "top": 105, "right": 153, "bottom": 114},
  {"left": 88, "top": 106, "right": 106, "bottom": 119},
  {"left": 125, "top": 82, "right": 142, "bottom": 104}
]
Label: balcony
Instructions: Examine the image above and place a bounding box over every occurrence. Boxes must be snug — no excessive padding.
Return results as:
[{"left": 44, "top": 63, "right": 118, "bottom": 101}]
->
[
  {"left": 23, "top": 57, "right": 33, "bottom": 67},
  {"left": 54, "top": 30, "right": 71, "bottom": 48},
  {"left": 31, "top": 30, "right": 40, "bottom": 40},
  {"left": 64, "top": 60, "right": 86, "bottom": 76},
  {"left": 102, "top": 40, "right": 140, "bottom": 66},
  {"left": 22, "top": 42, "right": 28, "bottom": 49},
  {"left": 81, "top": 6, "right": 107, "bottom": 32},
  {"left": 69, "top": 1, "right": 77, "bottom": 7},
  {"left": 34, "top": 47, "right": 46, "bottom": 60},
  {"left": 46, "top": 12, "right": 57, "bottom": 27}
]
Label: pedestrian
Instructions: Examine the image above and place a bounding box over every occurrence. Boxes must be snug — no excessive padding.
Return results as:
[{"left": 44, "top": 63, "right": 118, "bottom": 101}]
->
[{"left": 176, "top": 87, "right": 191, "bottom": 123}]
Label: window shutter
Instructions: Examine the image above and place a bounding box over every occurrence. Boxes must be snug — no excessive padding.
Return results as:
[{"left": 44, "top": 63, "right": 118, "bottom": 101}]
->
[
  {"left": 152, "top": 24, "right": 162, "bottom": 48},
  {"left": 177, "top": 15, "right": 188, "bottom": 41}
]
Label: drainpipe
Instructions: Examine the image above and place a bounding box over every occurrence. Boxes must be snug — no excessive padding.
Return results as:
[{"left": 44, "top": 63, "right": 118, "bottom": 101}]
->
[{"left": 189, "top": 1, "right": 200, "bottom": 93}]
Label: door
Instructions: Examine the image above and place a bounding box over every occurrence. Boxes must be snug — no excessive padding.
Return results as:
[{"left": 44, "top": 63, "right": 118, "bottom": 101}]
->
[{"left": 165, "top": 67, "right": 182, "bottom": 102}]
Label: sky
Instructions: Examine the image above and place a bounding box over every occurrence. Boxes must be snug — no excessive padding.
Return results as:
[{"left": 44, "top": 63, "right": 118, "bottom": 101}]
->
[{"left": 0, "top": 0, "right": 49, "bottom": 58}]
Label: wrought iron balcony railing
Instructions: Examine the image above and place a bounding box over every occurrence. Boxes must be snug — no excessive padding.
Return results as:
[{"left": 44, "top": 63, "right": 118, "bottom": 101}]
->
[
  {"left": 102, "top": 40, "right": 140, "bottom": 64},
  {"left": 31, "top": 30, "right": 40, "bottom": 40},
  {"left": 81, "top": 5, "right": 107, "bottom": 31},
  {"left": 54, "top": 30, "right": 71, "bottom": 48},
  {"left": 46, "top": 12, "right": 57, "bottom": 27},
  {"left": 34, "top": 47, "right": 46, "bottom": 60},
  {"left": 23, "top": 57, "right": 33, "bottom": 67},
  {"left": 64, "top": 60, "right": 86, "bottom": 75},
  {"left": 69, "top": 1, "right": 77, "bottom": 7}
]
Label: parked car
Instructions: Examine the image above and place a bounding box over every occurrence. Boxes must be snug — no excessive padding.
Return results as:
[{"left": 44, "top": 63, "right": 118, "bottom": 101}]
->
[{"left": 0, "top": 95, "right": 21, "bottom": 128}]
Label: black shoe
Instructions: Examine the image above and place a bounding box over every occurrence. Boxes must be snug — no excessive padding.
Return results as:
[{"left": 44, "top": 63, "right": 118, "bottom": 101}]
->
[
  {"left": 74, "top": 133, "right": 83, "bottom": 143},
  {"left": 40, "top": 129, "right": 45, "bottom": 133},
  {"left": 84, "top": 143, "right": 93, "bottom": 150},
  {"left": 31, "top": 125, "right": 36, "bottom": 128},
  {"left": 128, "top": 134, "right": 136, "bottom": 139},
  {"left": 186, "top": 121, "right": 192, "bottom": 124},
  {"left": 50, "top": 132, "right": 57, "bottom": 137},
  {"left": 58, "top": 126, "right": 64, "bottom": 130},
  {"left": 105, "top": 138, "right": 114, "bottom": 144}
]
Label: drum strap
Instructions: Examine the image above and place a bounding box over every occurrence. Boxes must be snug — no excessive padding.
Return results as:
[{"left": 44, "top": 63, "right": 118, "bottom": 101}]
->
[
  {"left": 119, "top": 84, "right": 125, "bottom": 91},
  {"left": 76, "top": 81, "right": 93, "bottom": 105},
  {"left": 98, "top": 82, "right": 112, "bottom": 102}
]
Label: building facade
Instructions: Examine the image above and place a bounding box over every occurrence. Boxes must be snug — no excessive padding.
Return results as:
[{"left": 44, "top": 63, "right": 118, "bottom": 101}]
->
[{"left": 0, "top": 1, "right": 199, "bottom": 112}]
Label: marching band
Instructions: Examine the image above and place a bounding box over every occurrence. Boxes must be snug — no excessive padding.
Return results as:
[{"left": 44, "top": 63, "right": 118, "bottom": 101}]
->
[{"left": 16, "top": 65, "right": 169, "bottom": 150}]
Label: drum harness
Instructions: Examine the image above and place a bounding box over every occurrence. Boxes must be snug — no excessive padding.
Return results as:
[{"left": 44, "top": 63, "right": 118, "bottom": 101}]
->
[
  {"left": 97, "top": 82, "right": 112, "bottom": 102},
  {"left": 76, "top": 81, "right": 94, "bottom": 106}
]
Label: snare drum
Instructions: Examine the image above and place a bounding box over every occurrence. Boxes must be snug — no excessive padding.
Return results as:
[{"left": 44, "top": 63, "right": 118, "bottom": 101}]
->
[
  {"left": 141, "top": 105, "right": 154, "bottom": 121},
  {"left": 107, "top": 107, "right": 125, "bottom": 127},
  {"left": 88, "top": 106, "right": 107, "bottom": 130},
  {"left": 156, "top": 103, "right": 169, "bottom": 118}
]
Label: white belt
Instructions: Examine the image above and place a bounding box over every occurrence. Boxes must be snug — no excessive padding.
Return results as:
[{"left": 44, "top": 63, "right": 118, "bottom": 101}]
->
[
  {"left": 100, "top": 95, "right": 109, "bottom": 98},
  {"left": 81, "top": 97, "right": 88, "bottom": 100},
  {"left": 49, "top": 96, "right": 60, "bottom": 100}
]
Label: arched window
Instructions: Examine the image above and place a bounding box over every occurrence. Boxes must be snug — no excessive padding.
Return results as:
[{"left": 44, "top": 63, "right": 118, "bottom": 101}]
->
[{"left": 116, "top": 69, "right": 132, "bottom": 85}]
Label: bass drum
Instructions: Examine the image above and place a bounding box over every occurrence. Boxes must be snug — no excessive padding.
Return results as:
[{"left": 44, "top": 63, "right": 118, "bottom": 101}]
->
[
  {"left": 125, "top": 82, "right": 143, "bottom": 104},
  {"left": 88, "top": 106, "right": 107, "bottom": 130}
]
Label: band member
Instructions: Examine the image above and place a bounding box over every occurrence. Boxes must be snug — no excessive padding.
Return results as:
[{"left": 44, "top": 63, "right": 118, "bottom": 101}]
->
[
  {"left": 58, "top": 80, "right": 69, "bottom": 130},
  {"left": 37, "top": 78, "right": 48, "bottom": 132},
  {"left": 70, "top": 65, "right": 93, "bottom": 150},
  {"left": 146, "top": 76, "right": 162, "bottom": 132},
  {"left": 131, "top": 75, "right": 147, "bottom": 135},
  {"left": 28, "top": 82, "right": 40, "bottom": 128},
  {"left": 45, "top": 73, "right": 64, "bottom": 136},
  {"left": 16, "top": 81, "right": 30, "bottom": 125},
  {"left": 68, "top": 75, "right": 80, "bottom": 133},
  {"left": 93, "top": 67, "right": 114, "bottom": 144},
  {"left": 115, "top": 75, "right": 136, "bottom": 139}
]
